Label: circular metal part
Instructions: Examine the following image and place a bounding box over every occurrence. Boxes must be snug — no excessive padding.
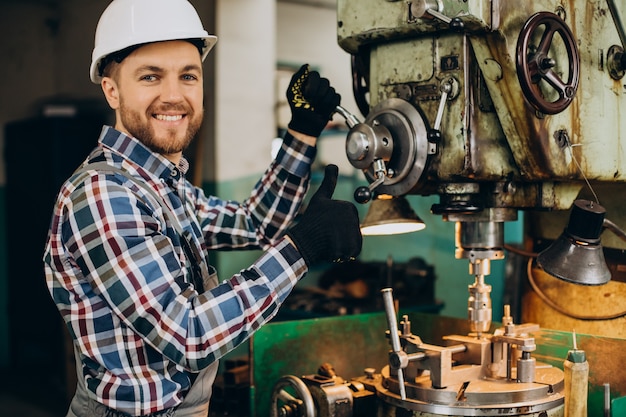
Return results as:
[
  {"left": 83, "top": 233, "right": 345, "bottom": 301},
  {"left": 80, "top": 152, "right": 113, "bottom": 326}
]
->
[
  {"left": 445, "top": 207, "right": 519, "bottom": 223},
  {"left": 270, "top": 375, "right": 316, "bottom": 417},
  {"left": 517, "top": 353, "right": 537, "bottom": 383},
  {"left": 516, "top": 12, "right": 580, "bottom": 115},
  {"left": 374, "top": 365, "right": 564, "bottom": 416},
  {"left": 607, "top": 44, "right": 626, "bottom": 80},
  {"left": 345, "top": 122, "right": 394, "bottom": 169},
  {"left": 347, "top": 98, "right": 429, "bottom": 196},
  {"left": 410, "top": 0, "right": 443, "bottom": 19},
  {"left": 441, "top": 76, "right": 460, "bottom": 100},
  {"left": 468, "top": 281, "right": 493, "bottom": 334},
  {"left": 455, "top": 221, "right": 505, "bottom": 252}
]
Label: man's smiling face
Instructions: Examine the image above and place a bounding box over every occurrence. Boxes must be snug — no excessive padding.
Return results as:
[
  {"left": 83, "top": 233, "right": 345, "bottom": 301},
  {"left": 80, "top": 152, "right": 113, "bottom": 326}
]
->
[{"left": 102, "top": 40, "right": 204, "bottom": 161}]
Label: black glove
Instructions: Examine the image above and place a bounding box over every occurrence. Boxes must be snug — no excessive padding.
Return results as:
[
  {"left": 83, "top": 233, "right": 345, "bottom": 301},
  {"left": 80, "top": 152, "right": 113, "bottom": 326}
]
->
[
  {"left": 286, "top": 64, "right": 341, "bottom": 137},
  {"left": 287, "top": 165, "right": 362, "bottom": 267}
]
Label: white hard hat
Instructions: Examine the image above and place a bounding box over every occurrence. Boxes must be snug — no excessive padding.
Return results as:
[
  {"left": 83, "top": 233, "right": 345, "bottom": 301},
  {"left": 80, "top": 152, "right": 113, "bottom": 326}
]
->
[{"left": 89, "top": 0, "right": 218, "bottom": 83}]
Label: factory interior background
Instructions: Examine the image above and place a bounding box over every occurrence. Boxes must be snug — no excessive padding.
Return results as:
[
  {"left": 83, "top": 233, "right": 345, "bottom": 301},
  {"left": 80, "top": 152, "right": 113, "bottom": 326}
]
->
[{"left": 7, "top": 0, "right": 626, "bottom": 416}]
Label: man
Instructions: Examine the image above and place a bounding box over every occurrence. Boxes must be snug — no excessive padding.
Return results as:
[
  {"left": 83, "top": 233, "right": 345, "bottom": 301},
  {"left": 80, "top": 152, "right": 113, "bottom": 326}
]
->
[{"left": 43, "top": 0, "right": 362, "bottom": 416}]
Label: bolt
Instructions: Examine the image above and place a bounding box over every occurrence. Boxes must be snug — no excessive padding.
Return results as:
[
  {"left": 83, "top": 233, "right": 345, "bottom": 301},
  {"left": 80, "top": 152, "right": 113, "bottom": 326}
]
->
[
  {"left": 541, "top": 57, "right": 556, "bottom": 70},
  {"left": 504, "top": 182, "right": 516, "bottom": 194},
  {"left": 554, "top": 129, "right": 570, "bottom": 148}
]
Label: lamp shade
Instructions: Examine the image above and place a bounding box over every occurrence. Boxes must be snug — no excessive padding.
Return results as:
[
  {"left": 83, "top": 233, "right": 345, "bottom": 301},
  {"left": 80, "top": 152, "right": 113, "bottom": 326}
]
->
[
  {"left": 360, "top": 196, "right": 426, "bottom": 236},
  {"left": 536, "top": 199, "right": 611, "bottom": 285}
]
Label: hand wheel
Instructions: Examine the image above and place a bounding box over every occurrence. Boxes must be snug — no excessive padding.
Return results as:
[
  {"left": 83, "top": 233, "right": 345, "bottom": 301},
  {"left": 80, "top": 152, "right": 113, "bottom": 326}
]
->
[
  {"left": 270, "top": 375, "right": 315, "bottom": 417},
  {"left": 516, "top": 12, "right": 580, "bottom": 114}
]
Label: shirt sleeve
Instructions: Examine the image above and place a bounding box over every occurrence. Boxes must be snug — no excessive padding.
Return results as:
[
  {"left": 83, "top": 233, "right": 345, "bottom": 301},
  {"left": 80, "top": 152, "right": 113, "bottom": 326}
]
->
[
  {"left": 196, "top": 132, "right": 317, "bottom": 250},
  {"left": 55, "top": 173, "right": 308, "bottom": 372}
]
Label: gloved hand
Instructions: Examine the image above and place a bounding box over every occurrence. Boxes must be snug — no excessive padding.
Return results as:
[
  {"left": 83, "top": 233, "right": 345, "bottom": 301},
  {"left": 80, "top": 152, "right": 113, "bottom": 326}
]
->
[
  {"left": 286, "top": 64, "right": 341, "bottom": 137},
  {"left": 287, "top": 165, "right": 362, "bottom": 267}
]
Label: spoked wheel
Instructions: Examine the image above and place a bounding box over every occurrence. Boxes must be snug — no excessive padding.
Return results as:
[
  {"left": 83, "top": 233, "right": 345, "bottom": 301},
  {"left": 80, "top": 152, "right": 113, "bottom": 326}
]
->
[
  {"left": 516, "top": 12, "right": 580, "bottom": 114},
  {"left": 270, "top": 375, "right": 315, "bottom": 417}
]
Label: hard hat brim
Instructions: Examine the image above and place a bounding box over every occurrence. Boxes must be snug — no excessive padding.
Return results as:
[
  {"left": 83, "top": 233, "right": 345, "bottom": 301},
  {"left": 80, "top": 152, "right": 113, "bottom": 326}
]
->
[{"left": 90, "top": 35, "right": 217, "bottom": 84}]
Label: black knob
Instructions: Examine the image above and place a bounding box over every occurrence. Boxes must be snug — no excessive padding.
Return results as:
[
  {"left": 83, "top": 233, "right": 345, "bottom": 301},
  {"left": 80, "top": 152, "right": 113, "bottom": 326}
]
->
[
  {"left": 354, "top": 186, "right": 372, "bottom": 204},
  {"left": 450, "top": 17, "right": 464, "bottom": 31},
  {"left": 566, "top": 199, "right": 606, "bottom": 240},
  {"left": 427, "top": 129, "right": 442, "bottom": 143}
]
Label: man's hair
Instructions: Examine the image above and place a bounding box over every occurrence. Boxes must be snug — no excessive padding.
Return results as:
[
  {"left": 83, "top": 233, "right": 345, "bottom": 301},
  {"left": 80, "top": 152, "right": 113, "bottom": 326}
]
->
[{"left": 98, "top": 38, "right": 206, "bottom": 79}]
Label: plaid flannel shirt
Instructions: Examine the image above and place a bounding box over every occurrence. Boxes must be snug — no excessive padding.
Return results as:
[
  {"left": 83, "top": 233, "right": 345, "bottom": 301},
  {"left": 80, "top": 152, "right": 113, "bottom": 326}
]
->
[{"left": 43, "top": 126, "right": 314, "bottom": 415}]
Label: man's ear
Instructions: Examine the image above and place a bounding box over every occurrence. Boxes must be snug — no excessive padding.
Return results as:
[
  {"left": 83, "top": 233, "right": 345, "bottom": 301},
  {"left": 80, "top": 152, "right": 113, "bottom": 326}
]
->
[{"left": 101, "top": 77, "right": 120, "bottom": 110}]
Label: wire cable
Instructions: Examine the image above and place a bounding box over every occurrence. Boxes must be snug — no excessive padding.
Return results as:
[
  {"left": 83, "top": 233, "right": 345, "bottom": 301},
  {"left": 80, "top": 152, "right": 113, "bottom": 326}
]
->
[
  {"left": 526, "top": 258, "right": 626, "bottom": 320},
  {"left": 567, "top": 142, "right": 600, "bottom": 205},
  {"left": 504, "top": 243, "right": 538, "bottom": 259}
]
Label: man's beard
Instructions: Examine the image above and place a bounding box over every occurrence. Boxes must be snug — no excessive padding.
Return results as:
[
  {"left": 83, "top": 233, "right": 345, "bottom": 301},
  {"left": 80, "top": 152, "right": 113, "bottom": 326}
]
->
[{"left": 119, "top": 101, "right": 203, "bottom": 155}]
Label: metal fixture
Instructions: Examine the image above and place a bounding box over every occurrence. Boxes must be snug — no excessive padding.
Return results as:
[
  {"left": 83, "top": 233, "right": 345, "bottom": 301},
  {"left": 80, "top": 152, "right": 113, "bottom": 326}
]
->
[
  {"left": 366, "top": 289, "right": 564, "bottom": 415},
  {"left": 537, "top": 200, "right": 611, "bottom": 286},
  {"left": 450, "top": 207, "right": 516, "bottom": 337},
  {"left": 360, "top": 196, "right": 425, "bottom": 236},
  {"left": 537, "top": 199, "right": 626, "bottom": 286},
  {"left": 270, "top": 290, "right": 566, "bottom": 416},
  {"left": 606, "top": 0, "right": 626, "bottom": 79},
  {"left": 515, "top": 12, "right": 580, "bottom": 114},
  {"left": 337, "top": 99, "right": 433, "bottom": 203},
  {"left": 270, "top": 0, "right": 626, "bottom": 414},
  {"left": 270, "top": 375, "right": 315, "bottom": 417}
]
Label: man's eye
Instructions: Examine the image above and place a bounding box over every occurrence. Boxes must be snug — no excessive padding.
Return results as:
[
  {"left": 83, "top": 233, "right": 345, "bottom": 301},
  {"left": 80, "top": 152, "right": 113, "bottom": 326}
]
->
[
  {"left": 182, "top": 74, "right": 198, "bottom": 81},
  {"left": 140, "top": 75, "right": 157, "bottom": 82}
]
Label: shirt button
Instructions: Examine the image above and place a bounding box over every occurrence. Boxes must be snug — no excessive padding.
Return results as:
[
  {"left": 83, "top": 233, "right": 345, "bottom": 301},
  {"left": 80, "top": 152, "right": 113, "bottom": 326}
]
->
[{"left": 171, "top": 168, "right": 178, "bottom": 177}]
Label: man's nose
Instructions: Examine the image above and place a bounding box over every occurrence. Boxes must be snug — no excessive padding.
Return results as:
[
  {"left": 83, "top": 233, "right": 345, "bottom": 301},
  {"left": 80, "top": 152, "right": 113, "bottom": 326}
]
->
[{"left": 161, "top": 77, "right": 184, "bottom": 102}]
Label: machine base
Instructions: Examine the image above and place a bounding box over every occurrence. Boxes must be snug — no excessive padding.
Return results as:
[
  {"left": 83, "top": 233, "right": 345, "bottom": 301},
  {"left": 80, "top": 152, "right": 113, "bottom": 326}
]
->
[{"left": 353, "top": 365, "right": 564, "bottom": 416}]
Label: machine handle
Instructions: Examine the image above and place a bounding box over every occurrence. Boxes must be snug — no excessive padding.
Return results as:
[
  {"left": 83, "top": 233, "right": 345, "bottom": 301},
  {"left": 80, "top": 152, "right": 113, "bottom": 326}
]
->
[
  {"left": 381, "top": 288, "right": 407, "bottom": 400},
  {"left": 335, "top": 105, "right": 361, "bottom": 128}
]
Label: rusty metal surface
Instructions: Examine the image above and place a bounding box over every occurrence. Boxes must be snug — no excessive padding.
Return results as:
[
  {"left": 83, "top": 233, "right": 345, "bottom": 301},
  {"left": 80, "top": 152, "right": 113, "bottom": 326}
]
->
[
  {"left": 472, "top": 0, "right": 625, "bottom": 181},
  {"left": 337, "top": 0, "right": 626, "bottom": 210},
  {"left": 330, "top": 2, "right": 626, "bottom": 413},
  {"left": 337, "top": 1, "right": 491, "bottom": 54}
]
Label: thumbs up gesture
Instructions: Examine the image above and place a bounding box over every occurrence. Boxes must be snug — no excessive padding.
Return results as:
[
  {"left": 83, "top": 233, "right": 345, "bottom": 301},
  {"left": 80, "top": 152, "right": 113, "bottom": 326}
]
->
[{"left": 287, "top": 165, "right": 362, "bottom": 267}]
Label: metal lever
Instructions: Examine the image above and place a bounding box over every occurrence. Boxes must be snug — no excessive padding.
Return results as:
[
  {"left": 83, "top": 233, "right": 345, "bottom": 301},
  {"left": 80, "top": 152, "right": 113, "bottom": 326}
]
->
[
  {"left": 409, "top": 1, "right": 464, "bottom": 30},
  {"left": 335, "top": 105, "right": 361, "bottom": 129},
  {"left": 335, "top": 105, "right": 392, "bottom": 204},
  {"left": 429, "top": 10, "right": 464, "bottom": 30},
  {"left": 428, "top": 78, "right": 457, "bottom": 143},
  {"left": 381, "top": 288, "right": 407, "bottom": 400},
  {"left": 432, "top": 81, "right": 450, "bottom": 132},
  {"left": 427, "top": 9, "right": 451, "bottom": 25},
  {"left": 353, "top": 159, "right": 387, "bottom": 203}
]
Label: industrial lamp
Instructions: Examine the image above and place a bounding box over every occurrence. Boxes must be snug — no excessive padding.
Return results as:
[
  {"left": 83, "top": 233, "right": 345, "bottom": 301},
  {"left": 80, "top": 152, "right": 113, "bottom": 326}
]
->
[
  {"left": 536, "top": 199, "right": 611, "bottom": 285},
  {"left": 360, "top": 195, "right": 426, "bottom": 236}
]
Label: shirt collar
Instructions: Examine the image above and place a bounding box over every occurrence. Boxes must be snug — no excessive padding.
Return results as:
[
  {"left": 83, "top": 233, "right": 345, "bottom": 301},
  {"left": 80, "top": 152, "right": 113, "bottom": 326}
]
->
[{"left": 98, "top": 126, "right": 189, "bottom": 181}]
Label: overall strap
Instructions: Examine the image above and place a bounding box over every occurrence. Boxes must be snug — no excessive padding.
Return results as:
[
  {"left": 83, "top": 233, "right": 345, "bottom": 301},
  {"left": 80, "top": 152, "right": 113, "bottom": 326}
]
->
[
  {"left": 71, "top": 161, "right": 216, "bottom": 292},
  {"left": 74, "top": 161, "right": 185, "bottom": 235}
]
